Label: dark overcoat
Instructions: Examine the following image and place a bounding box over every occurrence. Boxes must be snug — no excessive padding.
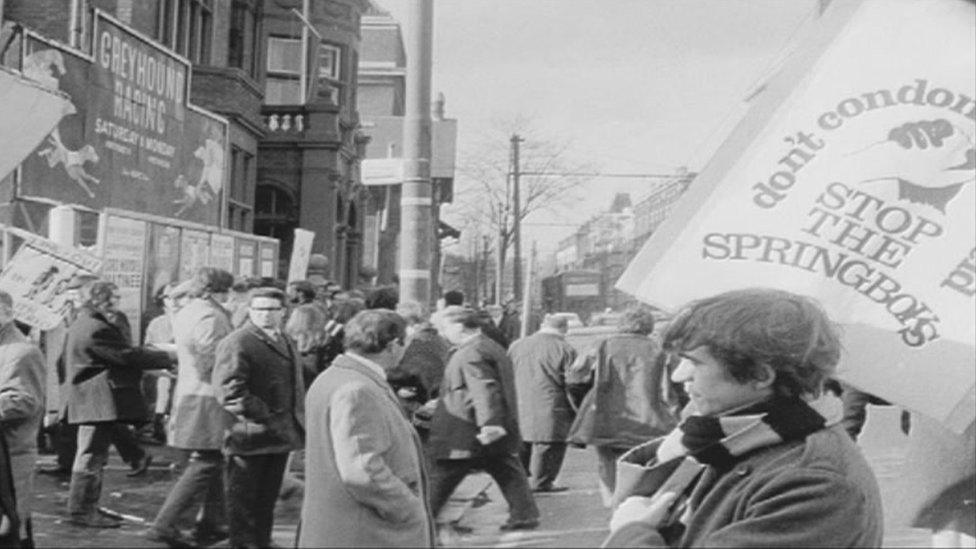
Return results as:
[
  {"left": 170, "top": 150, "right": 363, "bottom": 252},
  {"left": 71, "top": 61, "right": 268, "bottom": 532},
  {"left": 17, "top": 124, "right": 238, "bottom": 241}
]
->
[
  {"left": 64, "top": 306, "right": 172, "bottom": 424},
  {"left": 508, "top": 330, "right": 577, "bottom": 442},
  {"left": 213, "top": 322, "right": 305, "bottom": 455},
  {"left": 428, "top": 333, "right": 522, "bottom": 459},
  {"left": 602, "top": 424, "right": 884, "bottom": 547},
  {"left": 566, "top": 333, "right": 679, "bottom": 449}
]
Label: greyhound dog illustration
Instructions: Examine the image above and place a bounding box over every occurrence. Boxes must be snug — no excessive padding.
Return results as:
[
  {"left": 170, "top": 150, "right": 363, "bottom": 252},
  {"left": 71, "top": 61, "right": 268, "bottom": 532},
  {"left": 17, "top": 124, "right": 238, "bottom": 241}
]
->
[
  {"left": 173, "top": 174, "right": 215, "bottom": 217},
  {"left": 37, "top": 132, "right": 101, "bottom": 197},
  {"left": 22, "top": 48, "right": 66, "bottom": 90}
]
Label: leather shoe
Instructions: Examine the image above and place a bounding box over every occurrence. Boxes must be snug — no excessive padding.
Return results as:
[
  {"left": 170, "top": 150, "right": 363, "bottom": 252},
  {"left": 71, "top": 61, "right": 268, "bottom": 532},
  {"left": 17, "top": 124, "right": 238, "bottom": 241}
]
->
[
  {"left": 499, "top": 518, "right": 540, "bottom": 531},
  {"left": 66, "top": 515, "right": 121, "bottom": 529},
  {"left": 191, "top": 525, "right": 229, "bottom": 546},
  {"left": 143, "top": 527, "right": 197, "bottom": 548},
  {"left": 36, "top": 466, "right": 70, "bottom": 479},
  {"left": 128, "top": 454, "right": 153, "bottom": 477},
  {"left": 533, "top": 485, "right": 569, "bottom": 493}
]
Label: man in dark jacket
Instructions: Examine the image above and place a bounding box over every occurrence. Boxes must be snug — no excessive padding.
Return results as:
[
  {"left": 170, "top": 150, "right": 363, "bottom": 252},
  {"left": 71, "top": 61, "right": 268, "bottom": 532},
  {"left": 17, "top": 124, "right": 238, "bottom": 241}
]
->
[
  {"left": 604, "top": 289, "right": 884, "bottom": 548},
  {"left": 508, "top": 314, "right": 577, "bottom": 492},
  {"left": 214, "top": 287, "right": 305, "bottom": 549},
  {"left": 63, "top": 281, "right": 172, "bottom": 528},
  {"left": 427, "top": 306, "right": 539, "bottom": 532}
]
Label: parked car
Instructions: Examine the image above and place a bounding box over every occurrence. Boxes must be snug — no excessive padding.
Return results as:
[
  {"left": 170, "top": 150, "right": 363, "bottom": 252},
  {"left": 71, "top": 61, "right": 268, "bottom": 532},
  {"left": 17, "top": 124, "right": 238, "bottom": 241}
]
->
[{"left": 548, "top": 312, "right": 584, "bottom": 330}]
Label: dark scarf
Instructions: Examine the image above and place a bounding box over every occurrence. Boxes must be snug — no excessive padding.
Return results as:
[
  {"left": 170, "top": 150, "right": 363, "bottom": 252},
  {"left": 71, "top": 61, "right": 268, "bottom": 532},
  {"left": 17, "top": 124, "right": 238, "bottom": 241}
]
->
[{"left": 655, "top": 393, "right": 843, "bottom": 470}]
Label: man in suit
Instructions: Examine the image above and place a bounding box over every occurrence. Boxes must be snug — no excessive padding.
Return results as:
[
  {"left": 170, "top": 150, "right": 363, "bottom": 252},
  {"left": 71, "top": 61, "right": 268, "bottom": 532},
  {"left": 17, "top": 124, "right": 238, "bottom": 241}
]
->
[
  {"left": 214, "top": 287, "right": 304, "bottom": 549},
  {"left": 298, "top": 309, "right": 434, "bottom": 547},
  {"left": 427, "top": 306, "right": 540, "bottom": 531},
  {"left": 508, "top": 314, "right": 577, "bottom": 493},
  {"left": 63, "top": 281, "right": 172, "bottom": 528}
]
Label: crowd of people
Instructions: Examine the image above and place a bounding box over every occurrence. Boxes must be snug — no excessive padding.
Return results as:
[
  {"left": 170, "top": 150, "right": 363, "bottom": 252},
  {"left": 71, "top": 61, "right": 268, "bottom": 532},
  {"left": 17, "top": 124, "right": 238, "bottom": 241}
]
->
[{"left": 0, "top": 264, "right": 970, "bottom": 548}]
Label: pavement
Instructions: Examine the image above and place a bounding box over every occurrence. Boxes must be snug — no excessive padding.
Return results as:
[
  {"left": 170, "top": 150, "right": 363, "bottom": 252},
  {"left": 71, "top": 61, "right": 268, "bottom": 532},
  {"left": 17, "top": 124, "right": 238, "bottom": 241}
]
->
[{"left": 26, "top": 406, "right": 936, "bottom": 548}]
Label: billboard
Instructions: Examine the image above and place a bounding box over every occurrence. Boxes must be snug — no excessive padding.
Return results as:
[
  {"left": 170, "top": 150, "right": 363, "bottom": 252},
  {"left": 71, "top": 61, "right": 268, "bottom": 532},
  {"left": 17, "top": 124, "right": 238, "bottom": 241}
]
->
[{"left": 18, "top": 12, "right": 227, "bottom": 226}]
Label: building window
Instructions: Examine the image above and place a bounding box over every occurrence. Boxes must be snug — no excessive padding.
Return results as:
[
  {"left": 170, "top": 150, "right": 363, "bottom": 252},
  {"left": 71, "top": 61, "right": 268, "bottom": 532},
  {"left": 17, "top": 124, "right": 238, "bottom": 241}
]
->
[
  {"left": 265, "top": 36, "right": 302, "bottom": 105},
  {"left": 228, "top": 0, "right": 259, "bottom": 77},
  {"left": 156, "top": 0, "right": 213, "bottom": 64},
  {"left": 226, "top": 146, "right": 254, "bottom": 231},
  {"left": 313, "top": 43, "right": 344, "bottom": 105}
]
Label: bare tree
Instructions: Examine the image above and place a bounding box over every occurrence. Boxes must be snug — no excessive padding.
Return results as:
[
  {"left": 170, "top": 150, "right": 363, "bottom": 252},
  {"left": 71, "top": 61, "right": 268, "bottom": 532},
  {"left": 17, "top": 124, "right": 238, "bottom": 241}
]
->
[{"left": 447, "top": 116, "right": 594, "bottom": 297}]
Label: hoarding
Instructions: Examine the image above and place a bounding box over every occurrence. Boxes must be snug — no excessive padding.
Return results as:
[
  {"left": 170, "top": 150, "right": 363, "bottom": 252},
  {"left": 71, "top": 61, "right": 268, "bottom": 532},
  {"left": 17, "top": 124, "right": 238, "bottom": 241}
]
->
[
  {"left": 99, "top": 214, "right": 146, "bottom": 342},
  {"left": 18, "top": 12, "right": 227, "bottom": 226}
]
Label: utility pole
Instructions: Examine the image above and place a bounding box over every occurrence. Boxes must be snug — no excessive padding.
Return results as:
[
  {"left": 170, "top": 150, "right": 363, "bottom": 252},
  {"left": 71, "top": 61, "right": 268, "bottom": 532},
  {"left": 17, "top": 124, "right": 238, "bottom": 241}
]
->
[
  {"left": 495, "top": 208, "right": 505, "bottom": 305},
  {"left": 399, "top": 0, "right": 434, "bottom": 311},
  {"left": 510, "top": 134, "right": 524, "bottom": 301},
  {"left": 519, "top": 240, "right": 536, "bottom": 339},
  {"left": 482, "top": 234, "right": 491, "bottom": 306}
]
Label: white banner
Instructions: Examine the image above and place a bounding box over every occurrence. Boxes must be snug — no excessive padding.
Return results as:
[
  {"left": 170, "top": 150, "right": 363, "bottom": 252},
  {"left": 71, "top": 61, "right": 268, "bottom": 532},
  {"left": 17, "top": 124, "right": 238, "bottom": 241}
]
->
[
  {"left": 0, "top": 232, "right": 102, "bottom": 329},
  {"left": 617, "top": 0, "right": 975, "bottom": 431},
  {"left": 287, "top": 228, "right": 315, "bottom": 283}
]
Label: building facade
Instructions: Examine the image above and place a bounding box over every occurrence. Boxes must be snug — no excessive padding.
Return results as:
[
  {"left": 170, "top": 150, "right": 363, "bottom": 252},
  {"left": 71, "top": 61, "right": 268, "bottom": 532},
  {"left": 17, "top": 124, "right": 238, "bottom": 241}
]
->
[
  {"left": 257, "top": 0, "right": 370, "bottom": 285},
  {"left": 357, "top": 1, "right": 457, "bottom": 293}
]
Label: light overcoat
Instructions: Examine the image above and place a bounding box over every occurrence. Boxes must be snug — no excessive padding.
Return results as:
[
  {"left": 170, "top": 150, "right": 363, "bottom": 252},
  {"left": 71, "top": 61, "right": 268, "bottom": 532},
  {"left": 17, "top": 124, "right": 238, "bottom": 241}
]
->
[
  {"left": 602, "top": 424, "right": 884, "bottom": 547},
  {"left": 64, "top": 306, "right": 171, "bottom": 424},
  {"left": 508, "top": 330, "right": 577, "bottom": 442},
  {"left": 428, "top": 334, "right": 522, "bottom": 459},
  {"left": 0, "top": 321, "right": 46, "bottom": 528},
  {"left": 168, "top": 297, "right": 233, "bottom": 449},
  {"left": 214, "top": 322, "right": 305, "bottom": 455},
  {"left": 298, "top": 354, "right": 434, "bottom": 547}
]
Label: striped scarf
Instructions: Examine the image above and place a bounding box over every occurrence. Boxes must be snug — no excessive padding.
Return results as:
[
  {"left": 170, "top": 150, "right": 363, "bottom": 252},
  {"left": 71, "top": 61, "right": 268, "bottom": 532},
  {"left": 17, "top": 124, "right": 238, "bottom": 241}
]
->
[{"left": 655, "top": 393, "right": 844, "bottom": 469}]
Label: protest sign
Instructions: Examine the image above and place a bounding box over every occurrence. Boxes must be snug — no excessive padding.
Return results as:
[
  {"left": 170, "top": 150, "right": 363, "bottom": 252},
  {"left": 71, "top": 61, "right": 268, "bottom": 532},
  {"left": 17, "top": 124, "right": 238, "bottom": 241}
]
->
[{"left": 617, "top": 0, "right": 975, "bottom": 432}]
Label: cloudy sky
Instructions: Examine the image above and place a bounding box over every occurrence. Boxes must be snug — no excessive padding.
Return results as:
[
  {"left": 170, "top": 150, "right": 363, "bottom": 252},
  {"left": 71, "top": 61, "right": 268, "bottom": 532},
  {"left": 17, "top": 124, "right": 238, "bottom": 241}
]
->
[{"left": 376, "top": 0, "right": 822, "bottom": 253}]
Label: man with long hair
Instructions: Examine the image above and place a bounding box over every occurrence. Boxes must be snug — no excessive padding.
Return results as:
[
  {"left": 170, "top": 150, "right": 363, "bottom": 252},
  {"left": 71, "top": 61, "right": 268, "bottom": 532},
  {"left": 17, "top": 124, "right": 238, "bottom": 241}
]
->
[{"left": 604, "top": 289, "right": 883, "bottom": 547}]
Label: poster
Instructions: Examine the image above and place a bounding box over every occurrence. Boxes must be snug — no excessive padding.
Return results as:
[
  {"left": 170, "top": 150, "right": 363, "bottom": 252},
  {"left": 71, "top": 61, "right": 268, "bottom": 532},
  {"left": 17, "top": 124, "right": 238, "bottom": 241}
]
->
[
  {"left": 259, "top": 242, "right": 277, "bottom": 278},
  {"left": 286, "top": 228, "right": 315, "bottom": 282},
  {"left": 0, "top": 232, "right": 102, "bottom": 329},
  {"left": 18, "top": 13, "right": 228, "bottom": 226},
  {"left": 99, "top": 214, "right": 146, "bottom": 343},
  {"left": 179, "top": 229, "right": 211, "bottom": 282},
  {"left": 235, "top": 239, "right": 256, "bottom": 278},
  {"left": 210, "top": 233, "right": 235, "bottom": 274}
]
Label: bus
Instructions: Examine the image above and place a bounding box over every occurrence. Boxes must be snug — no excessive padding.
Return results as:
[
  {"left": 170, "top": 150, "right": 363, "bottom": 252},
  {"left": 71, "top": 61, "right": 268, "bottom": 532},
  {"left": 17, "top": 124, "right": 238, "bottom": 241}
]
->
[{"left": 540, "top": 269, "right": 605, "bottom": 323}]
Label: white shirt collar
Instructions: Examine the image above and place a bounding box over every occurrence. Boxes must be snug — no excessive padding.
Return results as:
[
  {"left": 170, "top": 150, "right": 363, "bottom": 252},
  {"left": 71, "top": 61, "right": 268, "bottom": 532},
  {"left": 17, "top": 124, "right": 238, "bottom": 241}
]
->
[{"left": 344, "top": 352, "right": 387, "bottom": 379}]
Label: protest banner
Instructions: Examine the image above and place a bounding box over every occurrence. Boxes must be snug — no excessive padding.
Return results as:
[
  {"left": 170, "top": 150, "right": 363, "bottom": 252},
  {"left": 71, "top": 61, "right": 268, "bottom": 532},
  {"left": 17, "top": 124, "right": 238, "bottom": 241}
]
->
[
  {"left": 617, "top": 0, "right": 975, "bottom": 432},
  {"left": 0, "top": 231, "right": 102, "bottom": 329},
  {"left": 286, "top": 228, "right": 315, "bottom": 283}
]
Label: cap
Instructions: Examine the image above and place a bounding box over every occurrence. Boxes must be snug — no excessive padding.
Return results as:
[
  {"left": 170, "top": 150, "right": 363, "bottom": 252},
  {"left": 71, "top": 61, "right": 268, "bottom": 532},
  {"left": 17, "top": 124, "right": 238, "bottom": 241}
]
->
[{"left": 307, "top": 274, "right": 331, "bottom": 287}]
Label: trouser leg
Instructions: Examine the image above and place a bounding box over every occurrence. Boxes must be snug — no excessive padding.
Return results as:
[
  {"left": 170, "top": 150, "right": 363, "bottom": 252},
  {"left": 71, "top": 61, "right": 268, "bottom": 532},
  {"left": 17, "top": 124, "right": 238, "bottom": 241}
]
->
[
  {"left": 482, "top": 453, "right": 539, "bottom": 522},
  {"left": 109, "top": 423, "right": 144, "bottom": 466},
  {"left": 226, "top": 453, "right": 288, "bottom": 548},
  {"left": 519, "top": 442, "right": 532, "bottom": 472},
  {"left": 151, "top": 450, "right": 222, "bottom": 534},
  {"left": 55, "top": 421, "right": 78, "bottom": 471},
  {"left": 426, "top": 459, "right": 471, "bottom": 519},
  {"left": 529, "top": 442, "right": 567, "bottom": 489},
  {"left": 253, "top": 454, "right": 288, "bottom": 547},
  {"left": 195, "top": 453, "right": 226, "bottom": 531},
  {"left": 67, "top": 424, "right": 112, "bottom": 518},
  {"left": 595, "top": 446, "right": 626, "bottom": 508}
]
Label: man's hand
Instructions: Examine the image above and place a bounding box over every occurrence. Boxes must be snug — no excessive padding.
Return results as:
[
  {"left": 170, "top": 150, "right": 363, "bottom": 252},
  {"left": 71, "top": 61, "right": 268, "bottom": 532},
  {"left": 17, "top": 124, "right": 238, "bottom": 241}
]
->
[
  {"left": 609, "top": 492, "right": 678, "bottom": 533},
  {"left": 475, "top": 425, "right": 507, "bottom": 445}
]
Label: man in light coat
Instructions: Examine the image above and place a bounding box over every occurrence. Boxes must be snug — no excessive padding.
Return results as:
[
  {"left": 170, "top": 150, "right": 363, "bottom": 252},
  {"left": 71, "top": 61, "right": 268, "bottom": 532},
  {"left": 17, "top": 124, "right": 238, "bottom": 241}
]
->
[
  {"left": 298, "top": 309, "right": 434, "bottom": 548},
  {"left": 0, "top": 291, "right": 45, "bottom": 544},
  {"left": 508, "top": 313, "right": 577, "bottom": 492},
  {"left": 145, "top": 268, "right": 234, "bottom": 547},
  {"left": 215, "top": 287, "right": 305, "bottom": 549}
]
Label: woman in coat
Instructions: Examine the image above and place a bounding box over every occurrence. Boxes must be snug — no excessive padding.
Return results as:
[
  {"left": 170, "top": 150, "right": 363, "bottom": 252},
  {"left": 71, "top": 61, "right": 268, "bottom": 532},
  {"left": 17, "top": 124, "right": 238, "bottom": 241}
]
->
[
  {"left": 566, "top": 305, "right": 680, "bottom": 507},
  {"left": 63, "top": 281, "right": 172, "bottom": 528}
]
